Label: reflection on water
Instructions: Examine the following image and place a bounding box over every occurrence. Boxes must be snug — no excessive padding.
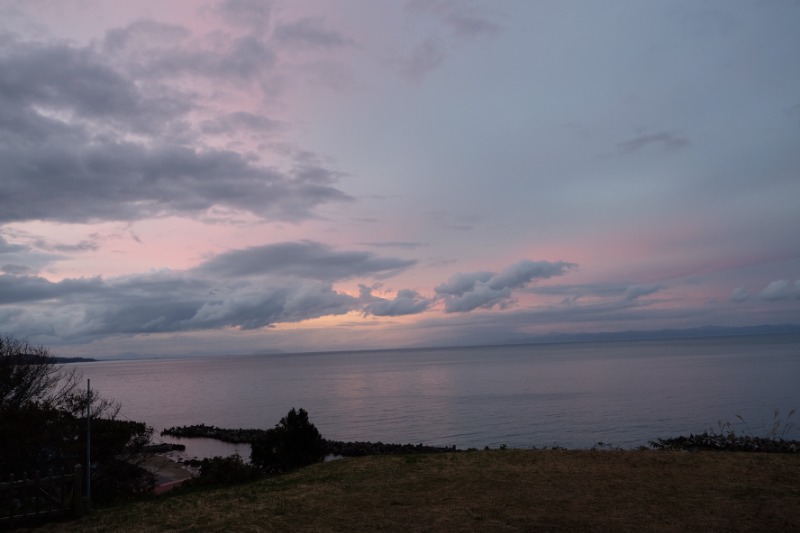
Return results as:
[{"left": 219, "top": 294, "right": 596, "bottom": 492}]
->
[
  {"left": 69, "top": 335, "right": 800, "bottom": 453},
  {"left": 163, "top": 437, "right": 251, "bottom": 462}
]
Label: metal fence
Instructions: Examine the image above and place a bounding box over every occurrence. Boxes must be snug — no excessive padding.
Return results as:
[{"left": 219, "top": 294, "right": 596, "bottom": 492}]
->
[{"left": 0, "top": 465, "right": 83, "bottom": 529}]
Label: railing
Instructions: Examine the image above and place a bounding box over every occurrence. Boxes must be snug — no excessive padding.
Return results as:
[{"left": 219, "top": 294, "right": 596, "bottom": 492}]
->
[{"left": 0, "top": 465, "right": 83, "bottom": 529}]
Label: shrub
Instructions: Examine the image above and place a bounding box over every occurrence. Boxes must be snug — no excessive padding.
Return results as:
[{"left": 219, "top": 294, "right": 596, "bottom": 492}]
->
[
  {"left": 251, "top": 408, "right": 325, "bottom": 473},
  {"left": 189, "top": 454, "right": 262, "bottom": 487}
]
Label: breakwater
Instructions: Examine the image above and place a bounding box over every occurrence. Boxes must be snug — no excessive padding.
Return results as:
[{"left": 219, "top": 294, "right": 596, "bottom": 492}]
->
[{"left": 161, "top": 424, "right": 459, "bottom": 456}]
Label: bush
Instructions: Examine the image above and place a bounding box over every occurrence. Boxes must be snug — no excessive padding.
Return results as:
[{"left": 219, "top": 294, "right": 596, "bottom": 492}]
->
[
  {"left": 188, "top": 454, "right": 262, "bottom": 487},
  {"left": 251, "top": 408, "right": 325, "bottom": 473}
]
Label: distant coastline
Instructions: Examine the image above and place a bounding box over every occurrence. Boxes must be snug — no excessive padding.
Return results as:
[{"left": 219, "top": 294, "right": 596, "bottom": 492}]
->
[
  {"left": 510, "top": 323, "right": 800, "bottom": 345},
  {"left": 273, "top": 323, "right": 800, "bottom": 357},
  {"left": 53, "top": 356, "right": 97, "bottom": 364}
]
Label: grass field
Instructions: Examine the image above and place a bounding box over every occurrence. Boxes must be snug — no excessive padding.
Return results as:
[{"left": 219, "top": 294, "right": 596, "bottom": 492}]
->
[{"left": 40, "top": 449, "right": 800, "bottom": 532}]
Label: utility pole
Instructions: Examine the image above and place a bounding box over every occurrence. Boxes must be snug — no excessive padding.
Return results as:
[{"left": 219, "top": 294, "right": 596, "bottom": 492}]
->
[{"left": 86, "top": 379, "right": 91, "bottom": 509}]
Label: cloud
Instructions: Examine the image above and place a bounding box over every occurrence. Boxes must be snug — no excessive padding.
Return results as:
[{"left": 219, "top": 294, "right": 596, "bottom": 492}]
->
[
  {"left": 428, "top": 211, "right": 480, "bottom": 231},
  {"left": 0, "top": 140, "right": 350, "bottom": 224},
  {"left": 528, "top": 281, "right": 668, "bottom": 303},
  {"left": 530, "top": 282, "right": 632, "bottom": 299},
  {"left": 616, "top": 131, "right": 691, "bottom": 154},
  {"left": 391, "top": 0, "right": 503, "bottom": 80},
  {"left": 760, "top": 279, "right": 798, "bottom": 301},
  {"left": 439, "top": 283, "right": 512, "bottom": 313},
  {"left": 30, "top": 238, "right": 98, "bottom": 254},
  {"left": 561, "top": 294, "right": 581, "bottom": 305},
  {"left": 0, "top": 234, "right": 61, "bottom": 274},
  {"left": 2, "top": 35, "right": 191, "bottom": 136},
  {"left": 0, "top": 236, "right": 26, "bottom": 254},
  {"left": 215, "top": 0, "right": 272, "bottom": 34},
  {"left": 359, "top": 285, "right": 432, "bottom": 316},
  {"left": 134, "top": 34, "right": 277, "bottom": 82},
  {"left": 0, "top": 266, "right": 362, "bottom": 339},
  {"left": 274, "top": 17, "right": 355, "bottom": 49},
  {"left": 102, "top": 19, "right": 190, "bottom": 55},
  {"left": 435, "top": 260, "right": 577, "bottom": 312},
  {"left": 402, "top": 292, "right": 694, "bottom": 348},
  {"left": 405, "top": 0, "right": 501, "bottom": 38},
  {"left": 0, "top": 236, "right": 422, "bottom": 339},
  {"left": 434, "top": 271, "right": 494, "bottom": 296},
  {"left": 0, "top": 35, "right": 350, "bottom": 224},
  {"left": 487, "top": 261, "right": 576, "bottom": 292},
  {"left": 397, "top": 38, "right": 446, "bottom": 81},
  {"left": 624, "top": 283, "right": 664, "bottom": 301},
  {"left": 1, "top": 264, "right": 30, "bottom": 275},
  {"left": 0, "top": 274, "right": 104, "bottom": 305},
  {"left": 197, "top": 241, "right": 416, "bottom": 281},
  {"left": 199, "top": 112, "right": 284, "bottom": 135},
  {"left": 730, "top": 287, "right": 749, "bottom": 302},
  {"left": 187, "top": 282, "right": 357, "bottom": 330},
  {"left": 103, "top": 18, "right": 277, "bottom": 83},
  {"left": 358, "top": 241, "right": 428, "bottom": 250},
  {"left": 0, "top": 245, "right": 580, "bottom": 342}
]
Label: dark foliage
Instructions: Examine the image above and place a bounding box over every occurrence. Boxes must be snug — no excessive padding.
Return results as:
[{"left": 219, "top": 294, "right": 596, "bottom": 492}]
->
[
  {"left": 1, "top": 336, "right": 65, "bottom": 410},
  {"left": 0, "top": 403, "right": 74, "bottom": 472},
  {"left": 323, "top": 439, "right": 457, "bottom": 456},
  {"left": 251, "top": 408, "right": 325, "bottom": 473},
  {"left": 651, "top": 410, "right": 799, "bottom": 453},
  {"left": 0, "top": 335, "right": 155, "bottom": 502},
  {"left": 187, "top": 454, "right": 262, "bottom": 487},
  {"left": 649, "top": 433, "right": 800, "bottom": 453}
]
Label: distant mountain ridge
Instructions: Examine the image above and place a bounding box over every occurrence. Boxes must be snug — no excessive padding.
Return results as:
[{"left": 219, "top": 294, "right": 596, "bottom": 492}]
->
[
  {"left": 53, "top": 356, "right": 97, "bottom": 363},
  {"left": 528, "top": 324, "right": 800, "bottom": 344},
  {"left": 407, "top": 323, "right": 800, "bottom": 350}
]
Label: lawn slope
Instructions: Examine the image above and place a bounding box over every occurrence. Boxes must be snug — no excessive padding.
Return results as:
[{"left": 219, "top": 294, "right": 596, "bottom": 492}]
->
[{"left": 43, "top": 450, "right": 800, "bottom": 532}]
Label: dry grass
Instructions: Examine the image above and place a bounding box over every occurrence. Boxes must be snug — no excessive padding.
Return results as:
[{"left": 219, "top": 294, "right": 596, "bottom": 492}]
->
[{"left": 39, "top": 450, "right": 800, "bottom": 532}]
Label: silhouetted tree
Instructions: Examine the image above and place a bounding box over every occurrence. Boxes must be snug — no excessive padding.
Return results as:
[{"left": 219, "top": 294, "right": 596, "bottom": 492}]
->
[
  {"left": 251, "top": 408, "right": 325, "bottom": 473},
  {"left": 189, "top": 454, "right": 262, "bottom": 487},
  {"left": 0, "top": 335, "right": 154, "bottom": 500}
]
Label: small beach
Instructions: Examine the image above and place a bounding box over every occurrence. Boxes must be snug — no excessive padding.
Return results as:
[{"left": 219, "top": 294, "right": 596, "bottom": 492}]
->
[{"left": 142, "top": 455, "right": 194, "bottom": 494}]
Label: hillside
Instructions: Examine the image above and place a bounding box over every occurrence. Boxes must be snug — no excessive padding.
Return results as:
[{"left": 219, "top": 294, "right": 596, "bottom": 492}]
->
[{"left": 35, "top": 449, "right": 800, "bottom": 532}]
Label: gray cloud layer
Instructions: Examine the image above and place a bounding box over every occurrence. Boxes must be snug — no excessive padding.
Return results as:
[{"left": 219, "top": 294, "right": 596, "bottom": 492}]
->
[
  {"left": 435, "top": 260, "right": 577, "bottom": 312},
  {"left": 616, "top": 131, "right": 691, "bottom": 154},
  {"left": 359, "top": 285, "right": 432, "bottom": 317},
  {"left": 2, "top": 227, "right": 794, "bottom": 348},
  {"left": 0, "top": 29, "right": 350, "bottom": 225},
  {"left": 3, "top": 1, "right": 798, "bottom": 355},
  {"left": 0, "top": 237, "right": 575, "bottom": 342},
  {"left": 0, "top": 241, "right": 409, "bottom": 339},
  {"left": 197, "top": 241, "right": 416, "bottom": 281},
  {"left": 274, "top": 17, "right": 355, "bottom": 48}
]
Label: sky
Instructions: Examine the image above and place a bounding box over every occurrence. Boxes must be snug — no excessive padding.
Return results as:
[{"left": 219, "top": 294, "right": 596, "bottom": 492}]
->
[{"left": 1, "top": 0, "right": 799, "bottom": 358}]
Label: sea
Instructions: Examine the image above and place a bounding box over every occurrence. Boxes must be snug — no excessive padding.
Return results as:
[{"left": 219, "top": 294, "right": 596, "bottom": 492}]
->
[{"left": 66, "top": 335, "right": 800, "bottom": 460}]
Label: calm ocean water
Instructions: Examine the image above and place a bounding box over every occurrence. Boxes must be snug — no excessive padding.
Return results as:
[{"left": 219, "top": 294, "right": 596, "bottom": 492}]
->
[{"left": 67, "top": 335, "right": 800, "bottom": 457}]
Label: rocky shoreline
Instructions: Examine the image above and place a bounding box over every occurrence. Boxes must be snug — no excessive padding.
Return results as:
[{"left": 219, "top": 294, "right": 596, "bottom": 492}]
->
[
  {"left": 324, "top": 440, "right": 458, "bottom": 456},
  {"left": 162, "top": 424, "right": 800, "bottom": 456},
  {"left": 650, "top": 432, "right": 800, "bottom": 453},
  {"left": 162, "top": 424, "right": 264, "bottom": 444},
  {"left": 161, "top": 424, "right": 459, "bottom": 456},
  {"left": 144, "top": 442, "right": 187, "bottom": 453}
]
